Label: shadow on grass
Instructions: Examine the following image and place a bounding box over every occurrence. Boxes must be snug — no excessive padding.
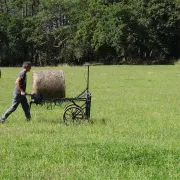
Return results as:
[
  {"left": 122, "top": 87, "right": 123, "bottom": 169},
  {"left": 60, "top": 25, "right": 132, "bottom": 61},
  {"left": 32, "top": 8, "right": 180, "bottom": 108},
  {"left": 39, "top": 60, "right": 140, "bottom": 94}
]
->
[
  {"left": 36, "top": 117, "right": 64, "bottom": 125},
  {"left": 89, "top": 118, "right": 108, "bottom": 125},
  {"left": 35, "top": 117, "right": 108, "bottom": 127}
]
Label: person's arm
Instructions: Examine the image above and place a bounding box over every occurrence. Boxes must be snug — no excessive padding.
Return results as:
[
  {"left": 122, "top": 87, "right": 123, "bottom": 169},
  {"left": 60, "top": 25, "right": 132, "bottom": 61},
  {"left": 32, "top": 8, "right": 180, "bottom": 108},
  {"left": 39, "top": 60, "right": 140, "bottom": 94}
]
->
[{"left": 15, "top": 77, "right": 25, "bottom": 95}]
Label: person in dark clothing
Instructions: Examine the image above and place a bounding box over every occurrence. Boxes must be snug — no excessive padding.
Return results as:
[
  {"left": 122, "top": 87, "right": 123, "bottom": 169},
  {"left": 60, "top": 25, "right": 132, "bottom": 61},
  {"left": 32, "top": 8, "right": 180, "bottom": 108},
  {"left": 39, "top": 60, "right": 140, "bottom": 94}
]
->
[{"left": 0, "top": 61, "right": 32, "bottom": 123}]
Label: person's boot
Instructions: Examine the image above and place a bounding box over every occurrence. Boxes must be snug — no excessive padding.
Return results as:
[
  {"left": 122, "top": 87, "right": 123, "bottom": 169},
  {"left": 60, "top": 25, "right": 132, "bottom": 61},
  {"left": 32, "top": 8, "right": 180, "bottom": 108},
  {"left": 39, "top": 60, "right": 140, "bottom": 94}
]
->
[{"left": 0, "top": 118, "right": 5, "bottom": 123}]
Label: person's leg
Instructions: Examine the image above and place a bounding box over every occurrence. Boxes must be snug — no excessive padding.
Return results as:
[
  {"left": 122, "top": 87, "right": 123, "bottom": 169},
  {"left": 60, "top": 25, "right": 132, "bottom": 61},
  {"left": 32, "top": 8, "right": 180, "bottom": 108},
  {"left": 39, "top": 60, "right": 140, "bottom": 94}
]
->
[
  {"left": 1, "top": 95, "right": 20, "bottom": 122},
  {"left": 21, "top": 96, "right": 31, "bottom": 120}
]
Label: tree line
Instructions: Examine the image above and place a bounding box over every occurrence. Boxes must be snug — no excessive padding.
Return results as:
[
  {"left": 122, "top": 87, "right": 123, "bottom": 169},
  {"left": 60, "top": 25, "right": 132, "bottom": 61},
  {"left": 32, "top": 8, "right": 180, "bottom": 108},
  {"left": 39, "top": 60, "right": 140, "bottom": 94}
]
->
[{"left": 0, "top": 0, "right": 180, "bottom": 66}]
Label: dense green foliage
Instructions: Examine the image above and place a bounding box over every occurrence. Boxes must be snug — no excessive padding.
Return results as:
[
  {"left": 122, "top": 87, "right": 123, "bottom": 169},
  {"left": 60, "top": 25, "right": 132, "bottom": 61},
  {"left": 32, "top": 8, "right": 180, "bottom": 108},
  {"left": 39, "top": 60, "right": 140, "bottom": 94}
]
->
[{"left": 0, "top": 0, "right": 180, "bottom": 66}]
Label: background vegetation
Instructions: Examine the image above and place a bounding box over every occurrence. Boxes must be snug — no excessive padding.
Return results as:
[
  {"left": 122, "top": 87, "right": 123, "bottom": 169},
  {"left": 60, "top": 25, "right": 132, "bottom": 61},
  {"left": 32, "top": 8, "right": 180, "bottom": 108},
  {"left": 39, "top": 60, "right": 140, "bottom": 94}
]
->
[
  {"left": 0, "top": 65, "right": 180, "bottom": 179},
  {"left": 0, "top": 0, "right": 180, "bottom": 66}
]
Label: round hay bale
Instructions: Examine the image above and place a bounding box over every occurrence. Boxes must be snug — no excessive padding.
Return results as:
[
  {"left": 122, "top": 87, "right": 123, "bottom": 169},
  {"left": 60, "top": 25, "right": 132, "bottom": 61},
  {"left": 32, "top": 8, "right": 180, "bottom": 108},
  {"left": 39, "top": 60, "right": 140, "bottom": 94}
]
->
[{"left": 32, "top": 70, "right": 65, "bottom": 98}]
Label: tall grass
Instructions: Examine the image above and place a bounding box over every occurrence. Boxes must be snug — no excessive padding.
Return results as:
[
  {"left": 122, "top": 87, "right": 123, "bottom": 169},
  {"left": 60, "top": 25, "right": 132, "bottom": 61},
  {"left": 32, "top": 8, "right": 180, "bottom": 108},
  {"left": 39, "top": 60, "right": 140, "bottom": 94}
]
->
[{"left": 0, "top": 65, "right": 180, "bottom": 179}]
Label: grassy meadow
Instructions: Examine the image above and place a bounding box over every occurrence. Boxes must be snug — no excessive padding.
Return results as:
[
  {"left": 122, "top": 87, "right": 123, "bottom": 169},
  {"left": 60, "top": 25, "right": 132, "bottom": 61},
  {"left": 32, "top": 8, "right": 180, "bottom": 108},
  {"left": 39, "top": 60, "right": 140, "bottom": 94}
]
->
[{"left": 0, "top": 65, "right": 180, "bottom": 179}]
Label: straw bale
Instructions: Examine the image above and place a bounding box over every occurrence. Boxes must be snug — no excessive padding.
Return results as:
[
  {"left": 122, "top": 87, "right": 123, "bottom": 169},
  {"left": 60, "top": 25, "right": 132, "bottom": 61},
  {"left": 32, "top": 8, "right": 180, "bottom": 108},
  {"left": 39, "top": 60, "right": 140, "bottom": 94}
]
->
[{"left": 32, "top": 70, "right": 65, "bottom": 98}]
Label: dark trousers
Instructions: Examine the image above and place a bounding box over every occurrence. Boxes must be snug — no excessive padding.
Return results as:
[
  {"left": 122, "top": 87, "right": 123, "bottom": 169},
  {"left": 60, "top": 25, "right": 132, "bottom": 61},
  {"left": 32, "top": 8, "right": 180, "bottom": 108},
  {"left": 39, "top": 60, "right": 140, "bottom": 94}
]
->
[{"left": 2, "top": 94, "right": 31, "bottom": 121}]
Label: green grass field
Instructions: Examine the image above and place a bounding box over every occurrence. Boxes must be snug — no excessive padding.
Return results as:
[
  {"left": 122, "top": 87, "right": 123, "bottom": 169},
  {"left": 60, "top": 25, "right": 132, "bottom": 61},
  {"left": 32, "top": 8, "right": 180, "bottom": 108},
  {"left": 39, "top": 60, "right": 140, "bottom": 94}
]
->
[{"left": 0, "top": 65, "right": 180, "bottom": 179}]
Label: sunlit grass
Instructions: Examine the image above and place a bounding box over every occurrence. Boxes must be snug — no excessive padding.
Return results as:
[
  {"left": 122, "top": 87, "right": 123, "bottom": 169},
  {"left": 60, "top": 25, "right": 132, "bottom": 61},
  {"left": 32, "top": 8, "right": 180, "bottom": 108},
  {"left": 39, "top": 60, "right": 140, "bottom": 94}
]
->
[{"left": 0, "top": 65, "right": 180, "bottom": 179}]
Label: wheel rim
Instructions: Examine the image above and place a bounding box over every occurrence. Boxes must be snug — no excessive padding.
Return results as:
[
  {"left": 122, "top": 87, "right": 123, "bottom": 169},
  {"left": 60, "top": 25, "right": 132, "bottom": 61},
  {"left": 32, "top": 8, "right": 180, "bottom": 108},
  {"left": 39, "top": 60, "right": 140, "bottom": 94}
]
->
[{"left": 63, "top": 106, "right": 84, "bottom": 125}]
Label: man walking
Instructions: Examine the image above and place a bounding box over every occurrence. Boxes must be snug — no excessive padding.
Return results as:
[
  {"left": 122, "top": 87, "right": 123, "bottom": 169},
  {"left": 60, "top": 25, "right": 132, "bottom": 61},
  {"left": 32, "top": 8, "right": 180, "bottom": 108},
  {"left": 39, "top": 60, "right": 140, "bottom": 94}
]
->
[{"left": 0, "top": 61, "right": 32, "bottom": 123}]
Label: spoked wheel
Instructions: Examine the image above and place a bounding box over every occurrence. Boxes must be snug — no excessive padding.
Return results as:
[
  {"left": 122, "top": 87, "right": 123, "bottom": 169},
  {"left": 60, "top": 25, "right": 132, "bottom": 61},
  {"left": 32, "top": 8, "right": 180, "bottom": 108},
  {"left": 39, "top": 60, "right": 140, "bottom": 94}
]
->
[
  {"left": 64, "top": 103, "right": 77, "bottom": 110},
  {"left": 63, "top": 106, "right": 84, "bottom": 125}
]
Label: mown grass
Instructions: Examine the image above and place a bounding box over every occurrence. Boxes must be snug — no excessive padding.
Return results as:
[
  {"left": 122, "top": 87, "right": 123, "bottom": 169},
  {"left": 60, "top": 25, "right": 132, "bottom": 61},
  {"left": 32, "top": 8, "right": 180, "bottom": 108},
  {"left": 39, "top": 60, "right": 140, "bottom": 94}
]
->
[{"left": 0, "top": 65, "right": 180, "bottom": 179}]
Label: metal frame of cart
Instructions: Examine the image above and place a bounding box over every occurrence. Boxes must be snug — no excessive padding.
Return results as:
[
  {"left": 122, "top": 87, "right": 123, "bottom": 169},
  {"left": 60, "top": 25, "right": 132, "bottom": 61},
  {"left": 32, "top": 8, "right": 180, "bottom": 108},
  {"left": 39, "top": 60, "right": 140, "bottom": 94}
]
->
[{"left": 27, "top": 66, "right": 92, "bottom": 125}]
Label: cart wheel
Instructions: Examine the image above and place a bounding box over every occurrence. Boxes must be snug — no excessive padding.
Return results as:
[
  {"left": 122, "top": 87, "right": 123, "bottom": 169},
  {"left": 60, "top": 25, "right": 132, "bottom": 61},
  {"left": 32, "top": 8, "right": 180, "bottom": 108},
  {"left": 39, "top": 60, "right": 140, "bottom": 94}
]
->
[
  {"left": 64, "top": 103, "right": 77, "bottom": 110},
  {"left": 63, "top": 106, "right": 84, "bottom": 125}
]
